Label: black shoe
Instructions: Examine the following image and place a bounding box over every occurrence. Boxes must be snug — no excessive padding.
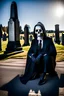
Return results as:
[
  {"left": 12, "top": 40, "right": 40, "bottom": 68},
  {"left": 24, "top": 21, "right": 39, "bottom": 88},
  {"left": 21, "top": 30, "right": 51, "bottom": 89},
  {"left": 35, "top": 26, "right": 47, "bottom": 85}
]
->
[
  {"left": 30, "top": 73, "right": 40, "bottom": 80},
  {"left": 20, "top": 77, "right": 28, "bottom": 84},
  {"left": 38, "top": 74, "right": 47, "bottom": 85},
  {"left": 38, "top": 78, "right": 46, "bottom": 85},
  {"left": 21, "top": 80, "right": 28, "bottom": 84}
]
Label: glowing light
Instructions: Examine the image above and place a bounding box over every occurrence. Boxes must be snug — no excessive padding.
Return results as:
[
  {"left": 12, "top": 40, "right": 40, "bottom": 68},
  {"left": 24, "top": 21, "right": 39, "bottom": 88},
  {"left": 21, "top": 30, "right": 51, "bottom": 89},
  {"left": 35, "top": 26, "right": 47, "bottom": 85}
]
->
[{"left": 55, "top": 5, "right": 64, "bottom": 18}]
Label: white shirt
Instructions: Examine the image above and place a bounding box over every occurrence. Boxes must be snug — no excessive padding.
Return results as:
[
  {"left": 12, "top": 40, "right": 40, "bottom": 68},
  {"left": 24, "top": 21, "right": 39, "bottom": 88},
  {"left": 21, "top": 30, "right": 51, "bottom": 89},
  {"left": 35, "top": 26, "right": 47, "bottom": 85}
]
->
[{"left": 37, "top": 37, "right": 43, "bottom": 49}]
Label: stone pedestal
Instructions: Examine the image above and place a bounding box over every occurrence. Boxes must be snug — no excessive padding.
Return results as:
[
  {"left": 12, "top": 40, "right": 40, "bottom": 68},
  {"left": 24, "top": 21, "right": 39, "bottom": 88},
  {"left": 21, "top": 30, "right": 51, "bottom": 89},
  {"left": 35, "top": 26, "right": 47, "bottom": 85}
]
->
[
  {"left": 23, "top": 24, "right": 29, "bottom": 46},
  {"left": 6, "top": 19, "right": 21, "bottom": 52},
  {"left": 55, "top": 24, "right": 60, "bottom": 44}
]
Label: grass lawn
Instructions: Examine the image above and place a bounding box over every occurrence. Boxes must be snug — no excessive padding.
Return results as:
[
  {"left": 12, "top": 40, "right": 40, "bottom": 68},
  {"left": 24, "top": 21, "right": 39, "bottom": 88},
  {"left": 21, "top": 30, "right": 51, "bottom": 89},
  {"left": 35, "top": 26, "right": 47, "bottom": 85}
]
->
[
  {"left": 0, "top": 39, "right": 64, "bottom": 62},
  {"left": 55, "top": 44, "right": 64, "bottom": 61}
]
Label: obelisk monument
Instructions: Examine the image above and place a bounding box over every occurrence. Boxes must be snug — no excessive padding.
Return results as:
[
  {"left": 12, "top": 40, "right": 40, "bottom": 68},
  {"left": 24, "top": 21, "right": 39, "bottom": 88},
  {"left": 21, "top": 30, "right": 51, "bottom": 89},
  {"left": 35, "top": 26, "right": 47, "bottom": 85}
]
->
[
  {"left": 55, "top": 24, "right": 60, "bottom": 44},
  {"left": 0, "top": 24, "right": 2, "bottom": 51},
  {"left": 23, "top": 24, "right": 29, "bottom": 46},
  {"left": 6, "top": 1, "right": 22, "bottom": 52}
]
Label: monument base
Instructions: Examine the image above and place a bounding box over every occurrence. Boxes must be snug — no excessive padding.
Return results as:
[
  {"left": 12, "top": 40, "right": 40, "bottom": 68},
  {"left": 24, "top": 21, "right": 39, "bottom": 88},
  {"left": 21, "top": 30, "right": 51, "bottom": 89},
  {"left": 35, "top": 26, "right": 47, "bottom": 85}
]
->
[
  {"left": 55, "top": 40, "right": 60, "bottom": 44},
  {"left": 5, "top": 41, "right": 22, "bottom": 53}
]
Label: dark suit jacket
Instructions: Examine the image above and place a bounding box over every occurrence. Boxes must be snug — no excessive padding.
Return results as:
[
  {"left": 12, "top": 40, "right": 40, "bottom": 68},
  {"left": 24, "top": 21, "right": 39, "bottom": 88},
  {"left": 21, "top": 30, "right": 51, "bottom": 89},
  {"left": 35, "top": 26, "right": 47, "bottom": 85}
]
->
[
  {"left": 25, "top": 36, "right": 57, "bottom": 75},
  {"left": 28, "top": 37, "right": 57, "bottom": 56}
]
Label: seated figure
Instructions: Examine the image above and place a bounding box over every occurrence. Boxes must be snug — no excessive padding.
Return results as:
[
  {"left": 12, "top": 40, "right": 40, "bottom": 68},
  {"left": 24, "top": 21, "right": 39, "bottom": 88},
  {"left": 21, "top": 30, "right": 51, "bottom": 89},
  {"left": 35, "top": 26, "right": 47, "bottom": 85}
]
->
[{"left": 20, "top": 22, "right": 57, "bottom": 85}]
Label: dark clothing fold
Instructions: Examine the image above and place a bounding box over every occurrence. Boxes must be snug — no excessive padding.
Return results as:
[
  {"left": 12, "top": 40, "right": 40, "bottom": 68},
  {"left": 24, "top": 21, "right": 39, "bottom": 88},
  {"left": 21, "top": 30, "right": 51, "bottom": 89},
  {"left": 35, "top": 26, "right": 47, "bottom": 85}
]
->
[{"left": 20, "top": 37, "right": 57, "bottom": 83}]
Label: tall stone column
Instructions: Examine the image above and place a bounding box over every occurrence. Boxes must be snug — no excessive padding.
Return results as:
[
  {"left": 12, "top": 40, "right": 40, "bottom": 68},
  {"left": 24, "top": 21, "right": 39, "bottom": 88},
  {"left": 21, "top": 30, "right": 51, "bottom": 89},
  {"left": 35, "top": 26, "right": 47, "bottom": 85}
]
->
[
  {"left": 0, "top": 24, "right": 2, "bottom": 51},
  {"left": 62, "top": 33, "right": 64, "bottom": 45},
  {"left": 23, "top": 24, "right": 29, "bottom": 46},
  {"left": 6, "top": 1, "right": 22, "bottom": 52},
  {"left": 55, "top": 24, "right": 60, "bottom": 44}
]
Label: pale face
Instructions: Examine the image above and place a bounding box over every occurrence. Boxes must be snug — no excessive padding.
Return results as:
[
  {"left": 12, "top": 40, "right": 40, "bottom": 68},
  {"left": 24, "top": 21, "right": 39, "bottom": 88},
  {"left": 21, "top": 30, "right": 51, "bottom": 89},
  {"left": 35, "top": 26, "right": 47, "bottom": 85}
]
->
[{"left": 35, "top": 26, "right": 43, "bottom": 39}]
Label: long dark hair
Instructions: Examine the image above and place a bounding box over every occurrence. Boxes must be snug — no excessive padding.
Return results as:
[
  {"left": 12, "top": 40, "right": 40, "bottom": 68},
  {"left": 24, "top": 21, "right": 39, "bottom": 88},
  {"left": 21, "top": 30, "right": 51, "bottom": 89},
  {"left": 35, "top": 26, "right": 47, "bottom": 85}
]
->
[{"left": 33, "top": 22, "right": 46, "bottom": 39}]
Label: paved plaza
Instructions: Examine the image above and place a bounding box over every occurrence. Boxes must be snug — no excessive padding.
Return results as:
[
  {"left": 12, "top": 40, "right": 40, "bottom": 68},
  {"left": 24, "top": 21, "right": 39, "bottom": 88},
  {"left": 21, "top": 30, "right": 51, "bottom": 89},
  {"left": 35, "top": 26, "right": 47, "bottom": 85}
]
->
[{"left": 0, "top": 59, "right": 64, "bottom": 96}]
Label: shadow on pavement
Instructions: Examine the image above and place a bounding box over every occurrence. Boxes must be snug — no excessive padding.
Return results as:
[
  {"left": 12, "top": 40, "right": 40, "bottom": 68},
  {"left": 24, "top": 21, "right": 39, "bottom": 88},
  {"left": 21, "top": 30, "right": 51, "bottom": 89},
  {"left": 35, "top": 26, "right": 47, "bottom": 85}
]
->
[
  {"left": 0, "top": 74, "right": 60, "bottom": 96},
  {"left": 0, "top": 50, "right": 24, "bottom": 60}
]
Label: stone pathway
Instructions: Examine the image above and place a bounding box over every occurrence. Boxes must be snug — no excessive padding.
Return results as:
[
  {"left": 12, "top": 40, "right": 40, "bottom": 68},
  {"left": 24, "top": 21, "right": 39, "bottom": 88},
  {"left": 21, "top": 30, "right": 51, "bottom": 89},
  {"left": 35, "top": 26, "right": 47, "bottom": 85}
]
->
[{"left": 0, "top": 59, "right": 64, "bottom": 96}]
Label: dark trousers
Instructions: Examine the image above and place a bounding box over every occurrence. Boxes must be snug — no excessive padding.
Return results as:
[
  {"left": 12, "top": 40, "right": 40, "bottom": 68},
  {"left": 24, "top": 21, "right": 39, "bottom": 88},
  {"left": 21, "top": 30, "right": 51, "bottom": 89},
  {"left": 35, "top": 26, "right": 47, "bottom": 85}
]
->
[
  {"left": 20, "top": 54, "right": 55, "bottom": 83},
  {"left": 35, "top": 54, "right": 51, "bottom": 74}
]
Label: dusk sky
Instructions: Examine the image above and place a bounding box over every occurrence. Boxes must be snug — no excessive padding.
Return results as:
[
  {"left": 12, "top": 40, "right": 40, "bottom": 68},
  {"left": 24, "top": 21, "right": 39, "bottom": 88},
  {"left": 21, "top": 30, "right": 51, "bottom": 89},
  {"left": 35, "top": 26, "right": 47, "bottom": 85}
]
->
[{"left": 0, "top": 0, "right": 64, "bottom": 31}]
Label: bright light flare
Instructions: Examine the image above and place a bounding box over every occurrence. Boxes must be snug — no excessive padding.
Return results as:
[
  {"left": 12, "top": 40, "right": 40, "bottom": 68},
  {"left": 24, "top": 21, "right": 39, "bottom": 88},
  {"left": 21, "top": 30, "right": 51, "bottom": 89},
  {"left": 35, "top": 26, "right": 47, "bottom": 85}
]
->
[{"left": 55, "top": 5, "right": 64, "bottom": 18}]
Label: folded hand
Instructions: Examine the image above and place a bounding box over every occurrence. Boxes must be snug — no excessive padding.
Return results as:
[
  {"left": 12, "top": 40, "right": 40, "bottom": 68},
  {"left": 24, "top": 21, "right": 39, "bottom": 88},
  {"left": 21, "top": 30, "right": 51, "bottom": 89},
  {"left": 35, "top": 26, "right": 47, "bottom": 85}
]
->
[
  {"left": 29, "top": 54, "right": 36, "bottom": 62},
  {"left": 35, "top": 54, "right": 42, "bottom": 62}
]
